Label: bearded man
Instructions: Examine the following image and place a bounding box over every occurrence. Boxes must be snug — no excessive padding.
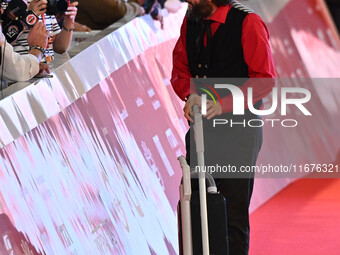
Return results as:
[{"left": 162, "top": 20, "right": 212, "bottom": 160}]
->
[{"left": 171, "top": 0, "right": 275, "bottom": 254}]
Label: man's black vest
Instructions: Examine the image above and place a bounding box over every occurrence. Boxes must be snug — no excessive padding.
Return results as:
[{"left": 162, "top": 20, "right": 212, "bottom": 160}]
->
[
  {"left": 186, "top": 2, "right": 253, "bottom": 79},
  {"left": 185, "top": 3, "right": 263, "bottom": 176}
]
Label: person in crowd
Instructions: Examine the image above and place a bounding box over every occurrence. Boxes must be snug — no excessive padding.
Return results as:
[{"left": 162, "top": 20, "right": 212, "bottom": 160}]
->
[
  {"left": 142, "top": 0, "right": 182, "bottom": 28},
  {"left": 55, "top": 7, "right": 91, "bottom": 32},
  {"left": 143, "top": 0, "right": 165, "bottom": 27},
  {"left": 0, "top": 21, "right": 49, "bottom": 82},
  {"left": 12, "top": 0, "right": 78, "bottom": 63},
  {"left": 75, "top": 0, "right": 144, "bottom": 30}
]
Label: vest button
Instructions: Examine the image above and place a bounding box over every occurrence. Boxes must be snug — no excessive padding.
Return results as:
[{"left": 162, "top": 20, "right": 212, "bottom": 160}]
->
[
  {"left": 205, "top": 64, "right": 208, "bottom": 69},
  {"left": 195, "top": 75, "right": 199, "bottom": 78},
  {"left": 203, "top": 75, "right": 207, "bottom": 79},
  {"left": 198, "top": 64, "right": 202, "bottom": 68}
]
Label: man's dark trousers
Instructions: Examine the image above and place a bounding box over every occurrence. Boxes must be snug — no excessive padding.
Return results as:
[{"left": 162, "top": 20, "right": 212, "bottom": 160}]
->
[{"left": 186, "top": 113, "right": 263, "bottom": 255}]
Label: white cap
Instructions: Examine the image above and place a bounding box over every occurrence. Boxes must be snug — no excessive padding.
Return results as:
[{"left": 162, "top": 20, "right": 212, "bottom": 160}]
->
[{"left": 207, "top": 186, "right": 217, "bottom": 194}]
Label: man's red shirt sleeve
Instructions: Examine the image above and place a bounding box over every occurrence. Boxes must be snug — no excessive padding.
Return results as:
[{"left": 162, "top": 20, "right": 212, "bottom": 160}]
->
[
  {"left": 171, "top": 16, "right": 191, "bottom": 101},
  {"left": 221, "top": 13, "right": 276, "bottom": 113}
]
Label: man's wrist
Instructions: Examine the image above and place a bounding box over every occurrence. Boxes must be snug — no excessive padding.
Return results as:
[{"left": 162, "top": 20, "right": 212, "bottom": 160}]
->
[
  {"left": 29, "top": 45, "right": 45, "bottom": 55},
  {"left": 62, "top": 24, "right": 75, "bottom": 32},
  {"left": 29, "top": 48, "right": 43, "bottom": 61},
  {"left": 29, "top": 45, "right": 45, "bottom": 61}
]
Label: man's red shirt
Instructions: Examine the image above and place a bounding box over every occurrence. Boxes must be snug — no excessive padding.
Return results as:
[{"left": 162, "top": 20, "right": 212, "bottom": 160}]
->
[{"left": 171, "top": 5, "right": 276, "bottom": 113}]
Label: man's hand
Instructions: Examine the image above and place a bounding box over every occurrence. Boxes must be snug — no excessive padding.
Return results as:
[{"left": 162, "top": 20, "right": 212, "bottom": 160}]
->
[
  {"left": 155, "top": 14, "right": 164, "bottom": 30},
  {"left": 53, "top": 2, "right": 78, "bottom": 54},
  {"left": 63, "top": 1, "right": 78, "bottom": 30},
  {"left": 28, "top": 0, "right": 47, "bottom": 16},
  {"left": 38, "top": 62, "right": 50, "bottom": 75},
  {"left": 205, "top": 99, "right": 222, "bottom": 120},
  {"left": 183, "top": 94, "right": 201, "bottom": 122},
  {"left": 183, "top": 95, "right": 223, "bottom": 122},
  {"left": 27, "top": 21, "right": 49, "bottom": 48}
]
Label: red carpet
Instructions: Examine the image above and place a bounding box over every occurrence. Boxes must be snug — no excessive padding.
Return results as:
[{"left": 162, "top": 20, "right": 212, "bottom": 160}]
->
[{"left": 250, "top": 178, "right": 340, "bottom": 255}]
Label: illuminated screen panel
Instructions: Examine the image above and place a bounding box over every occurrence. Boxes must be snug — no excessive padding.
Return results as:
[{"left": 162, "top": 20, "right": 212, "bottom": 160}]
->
[{"left": 0, "top": 42, "right": 185, "bottom": 254}]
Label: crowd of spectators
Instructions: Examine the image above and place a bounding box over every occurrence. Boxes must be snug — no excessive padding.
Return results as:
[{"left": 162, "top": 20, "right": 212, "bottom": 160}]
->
[
  {"left": 0, "top": 0, "right": 182, "bottom": 84},
  {"left": 74, "top": 0, "right": 144, "bottom": 30},
  {"left": 74, "top": 0, "right": 181, "bottom": 31}
]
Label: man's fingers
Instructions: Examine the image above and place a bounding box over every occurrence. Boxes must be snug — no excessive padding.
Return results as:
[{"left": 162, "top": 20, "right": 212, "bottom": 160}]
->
[
  {"left": 44, "top": 67, "right": 51, "bottom": 74},
  {"left": 67, "top": 6, "right": 77, "bottom": 11},
  {"left": 206, "top": 108, "right": 217, "bottom": 119},
  {"left": 41, "top": 23, "right": 48, "bottom": 34},
  {"left": 65, "top": 11, "right": 77, "bottom": 16},
  {"left": 71, "top": 1, "right": 79, "bottom": 7},
  {"left": 34, "top": 22, "right": 40, "bottom": 28},
  {"left": 183, "top": 102, "right": 194, "bottom": 122},
  {"left": 206, "top": 104, "right": 219, "bottom": 119},
  {"left": 204, "top": 100, "right": 222, "bottom": 119},
  {"left": 66, "top": 7, "right": 78, "bottom": 12},
  {"left": 206, "top": 112, "right": 216, "bottom": 120},
  {"left": 205, "top": 104, "right": 215, "bottom": 117},
  {"left": 204, "top": 101, "right": 214, "bottom": 115},
  {"left": 65, "top": 10, "right": 77, "bottom": 14},
  {"left": 38, "top": 22, "right": 44, "bottom": 31},
  {"left": 183, "top": 94, "right": 202, "bottom": 122},
  {"left": 184, "top": 111, "right": 193, "bottom": 122},
  {"left": 206, "top": 102, "right": 213, "bottom": 110},
  {"left": 32, "top": 22, "right": 41, "bottom": 32},
  {"left": 43, "top": 65, "right": 50, "bottom": 74},
  {"left": 184, "top": 106, "right": 193, "bottom": 122},
  {"left": 38, "top": 2, "right": 47, "bottom": 7},
  {"left": 39, "top": 63, "right": 51, "bottom": 75},
  {"left": 183, "top": 104, "right": 190, "bottom": 115}
]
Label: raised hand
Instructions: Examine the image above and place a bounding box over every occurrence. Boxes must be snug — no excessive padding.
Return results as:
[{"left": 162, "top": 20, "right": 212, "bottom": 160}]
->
[
  {"left": 63, "top": 1, "right": 78, "bottom": 30},
  {"left": 27, "top": 21, "right": 49, "bottom": 48}
]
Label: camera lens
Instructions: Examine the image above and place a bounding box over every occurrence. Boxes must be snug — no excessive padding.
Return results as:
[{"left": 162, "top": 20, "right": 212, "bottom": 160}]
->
[{"left": 46, "top": 0, "right": 68, "bottom": 16}]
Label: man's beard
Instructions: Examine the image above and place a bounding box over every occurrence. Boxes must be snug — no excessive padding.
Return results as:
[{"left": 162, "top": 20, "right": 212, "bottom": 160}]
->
[{"left": 189, "top": 0, "right": 213, "bottom": 19}]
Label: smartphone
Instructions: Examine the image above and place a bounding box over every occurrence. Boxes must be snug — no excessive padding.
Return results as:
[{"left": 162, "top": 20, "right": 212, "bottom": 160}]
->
[{"left": 34, "top": 74, "right": 54, "bottom": 78}]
